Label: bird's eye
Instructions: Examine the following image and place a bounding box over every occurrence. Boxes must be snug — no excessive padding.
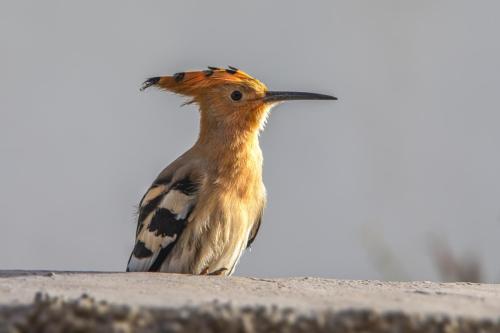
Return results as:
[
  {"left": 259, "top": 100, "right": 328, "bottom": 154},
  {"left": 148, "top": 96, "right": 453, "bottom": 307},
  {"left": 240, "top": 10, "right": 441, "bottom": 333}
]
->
[{"left": 230, "top": 90, "right": 243, "bottom": 101}]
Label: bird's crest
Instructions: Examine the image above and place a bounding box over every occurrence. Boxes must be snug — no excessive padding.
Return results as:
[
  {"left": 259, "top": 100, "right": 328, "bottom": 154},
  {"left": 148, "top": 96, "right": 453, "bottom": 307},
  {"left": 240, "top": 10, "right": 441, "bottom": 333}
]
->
[{"left": 140, "top": 66, "right": 266, "bottom": 97}]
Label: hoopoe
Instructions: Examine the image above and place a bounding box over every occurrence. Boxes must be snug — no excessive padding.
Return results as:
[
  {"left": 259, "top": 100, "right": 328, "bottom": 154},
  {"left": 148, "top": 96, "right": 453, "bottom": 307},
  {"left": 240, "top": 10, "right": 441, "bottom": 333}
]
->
[{"left": 126, "top": 66, "right": 336, "bottom": 275}]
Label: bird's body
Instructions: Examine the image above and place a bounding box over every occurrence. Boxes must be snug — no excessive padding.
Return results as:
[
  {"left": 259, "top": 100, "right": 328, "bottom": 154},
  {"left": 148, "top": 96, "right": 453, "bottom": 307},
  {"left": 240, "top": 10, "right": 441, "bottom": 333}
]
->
[{"left": 127, "top": 67, "right": 335, "bottom": 275}]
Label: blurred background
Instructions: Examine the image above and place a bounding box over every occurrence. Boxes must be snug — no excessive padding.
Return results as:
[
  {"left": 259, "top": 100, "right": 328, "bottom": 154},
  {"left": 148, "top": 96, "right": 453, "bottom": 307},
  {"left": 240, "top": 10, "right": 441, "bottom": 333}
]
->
[{"left": 1, "top": 0, "right": 499, "bottom": 282}]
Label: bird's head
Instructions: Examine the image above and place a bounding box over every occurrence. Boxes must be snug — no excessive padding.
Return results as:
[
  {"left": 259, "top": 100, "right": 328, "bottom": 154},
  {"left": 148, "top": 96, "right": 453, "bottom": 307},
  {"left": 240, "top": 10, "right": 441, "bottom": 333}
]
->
[{"left": 141, "top": 66, "right": 336, "bottom": 134}]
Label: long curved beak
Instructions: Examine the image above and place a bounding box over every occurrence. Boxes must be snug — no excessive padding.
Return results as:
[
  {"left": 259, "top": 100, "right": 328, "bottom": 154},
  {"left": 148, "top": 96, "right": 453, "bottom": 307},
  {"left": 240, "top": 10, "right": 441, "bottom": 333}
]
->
[{"left": 264, "top": 91, "right": 337, "bottom": 102}]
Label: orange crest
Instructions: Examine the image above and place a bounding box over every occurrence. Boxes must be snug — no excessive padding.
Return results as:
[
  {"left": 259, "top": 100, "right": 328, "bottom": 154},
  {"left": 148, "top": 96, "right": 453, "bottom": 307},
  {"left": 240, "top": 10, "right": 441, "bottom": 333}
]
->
[{"left": 141, "top": 66, "right": 267, "bottom": 97}]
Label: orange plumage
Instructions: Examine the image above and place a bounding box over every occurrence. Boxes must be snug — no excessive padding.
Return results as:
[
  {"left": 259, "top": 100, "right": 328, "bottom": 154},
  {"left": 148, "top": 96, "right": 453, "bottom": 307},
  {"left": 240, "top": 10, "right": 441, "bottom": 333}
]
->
[{"left": 127, "top": 66, "right": 336, "bottom": 275}]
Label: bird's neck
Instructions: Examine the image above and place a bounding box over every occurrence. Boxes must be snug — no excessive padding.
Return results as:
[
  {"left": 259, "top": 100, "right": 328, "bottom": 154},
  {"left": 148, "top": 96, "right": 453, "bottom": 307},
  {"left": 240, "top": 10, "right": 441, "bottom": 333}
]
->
[{"left": 195, "top": 110, "right": 263, "bottom": 175}]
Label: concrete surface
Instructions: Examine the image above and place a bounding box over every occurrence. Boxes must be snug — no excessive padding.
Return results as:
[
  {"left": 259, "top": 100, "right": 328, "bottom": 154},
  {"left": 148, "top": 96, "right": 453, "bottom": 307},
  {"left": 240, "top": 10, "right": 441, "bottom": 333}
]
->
[{"left": 1, "top": 271, "right": 500, "bottom": 332}]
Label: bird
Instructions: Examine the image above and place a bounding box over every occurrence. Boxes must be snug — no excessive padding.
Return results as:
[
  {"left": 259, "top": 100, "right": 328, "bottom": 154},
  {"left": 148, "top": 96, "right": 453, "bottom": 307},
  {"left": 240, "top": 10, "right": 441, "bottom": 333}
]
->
[{"left": 126, "top": 66, "right": 336, "bottom": 275}]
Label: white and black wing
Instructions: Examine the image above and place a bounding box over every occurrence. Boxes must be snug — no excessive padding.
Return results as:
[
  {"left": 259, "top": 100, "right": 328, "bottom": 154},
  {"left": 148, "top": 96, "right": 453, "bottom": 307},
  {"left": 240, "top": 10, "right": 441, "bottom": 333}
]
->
[{"left": 126, "top": 177, "right": 198, "bottom": 272}]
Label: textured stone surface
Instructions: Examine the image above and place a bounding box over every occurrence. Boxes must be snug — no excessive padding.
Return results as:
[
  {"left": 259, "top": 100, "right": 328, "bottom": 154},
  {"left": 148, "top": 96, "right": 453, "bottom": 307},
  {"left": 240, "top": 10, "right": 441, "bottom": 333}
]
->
[{"left": 1, "top": 271, "right": 500, "bottom": 332}]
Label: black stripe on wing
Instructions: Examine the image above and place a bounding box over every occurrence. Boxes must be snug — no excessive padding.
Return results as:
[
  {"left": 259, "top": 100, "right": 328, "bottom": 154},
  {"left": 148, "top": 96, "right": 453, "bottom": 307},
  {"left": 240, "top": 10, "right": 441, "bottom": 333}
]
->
[
  {"left": 136, "top": 194, "right": 164, "bottom": 235},
  {"left": 149, "top": 240, "right": 179, "bottom": 272},
  {"left": 146, "top": 177, "right": 198, "bottom": 272},
  {"left": 148, "top": 208, "right": 189, "bottom": 272},
  {"left": 172, "top": 178, "right": 198, "bottom": 195},
  {"left": 132, "top": 240, "right": 153, "bottom": 258},
  {"left": 148, "top": 208, "right": 186, "bottom": 237}
]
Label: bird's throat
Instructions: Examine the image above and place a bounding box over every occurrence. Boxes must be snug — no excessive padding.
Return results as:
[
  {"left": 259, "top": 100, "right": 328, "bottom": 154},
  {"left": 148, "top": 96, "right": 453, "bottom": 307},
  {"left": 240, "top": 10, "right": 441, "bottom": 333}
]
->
[{"left": 194, "top": 104, "right": 266, "bottom": 179}]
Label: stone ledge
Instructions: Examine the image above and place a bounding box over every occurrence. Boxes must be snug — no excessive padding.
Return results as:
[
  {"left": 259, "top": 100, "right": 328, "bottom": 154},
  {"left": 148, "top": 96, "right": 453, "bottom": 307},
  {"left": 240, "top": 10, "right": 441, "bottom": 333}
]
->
[{"left": 1, "top": 271, "right": 499, "bottom": 332}]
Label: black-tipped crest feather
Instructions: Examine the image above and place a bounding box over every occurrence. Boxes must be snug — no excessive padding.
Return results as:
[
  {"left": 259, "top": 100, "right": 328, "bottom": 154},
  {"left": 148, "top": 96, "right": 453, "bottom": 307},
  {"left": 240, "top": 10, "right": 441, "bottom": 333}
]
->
[{"left": 140, "top": 77, "right": 160, "bottom": 91}]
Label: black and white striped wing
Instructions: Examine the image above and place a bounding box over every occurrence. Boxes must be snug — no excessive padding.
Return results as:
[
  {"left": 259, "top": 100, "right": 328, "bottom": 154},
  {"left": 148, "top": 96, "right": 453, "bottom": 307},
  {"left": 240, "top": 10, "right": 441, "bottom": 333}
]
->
[{"left": 126, "top": 178, "right": 198, "bottom": 272}]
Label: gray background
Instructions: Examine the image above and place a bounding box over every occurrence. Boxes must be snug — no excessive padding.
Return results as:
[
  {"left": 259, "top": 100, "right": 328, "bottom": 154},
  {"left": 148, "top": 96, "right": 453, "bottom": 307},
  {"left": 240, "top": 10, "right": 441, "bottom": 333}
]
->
[{"left": 1, "top": 0, "right": 499, "bottom": 281}]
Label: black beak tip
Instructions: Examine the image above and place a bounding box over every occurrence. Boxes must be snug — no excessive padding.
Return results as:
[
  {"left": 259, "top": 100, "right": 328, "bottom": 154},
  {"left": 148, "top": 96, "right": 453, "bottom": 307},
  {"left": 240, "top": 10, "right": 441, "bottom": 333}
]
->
[
  {"left": 319, "top": 94, "right": 338, "bottom": 100},
  {"left": 140, "top": 77, "right": 161, "bottom": 91},
  {"left": 311, "top": 93, "right": 337, "bottom": 100}
]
